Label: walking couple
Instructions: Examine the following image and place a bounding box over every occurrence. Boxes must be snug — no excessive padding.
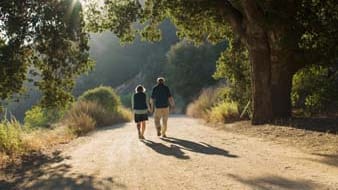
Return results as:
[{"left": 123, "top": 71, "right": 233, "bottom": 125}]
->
[{"left": 131, "top": 77, "right": 175, "bottom": 139}]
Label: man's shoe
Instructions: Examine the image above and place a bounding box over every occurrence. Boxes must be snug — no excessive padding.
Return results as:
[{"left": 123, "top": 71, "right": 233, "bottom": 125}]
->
[
  {"left": 162, "top": 134, "right": 167, "bottom": 138},
  {"left": 157, "top": 131, "right": 161, "bottom": 136}
]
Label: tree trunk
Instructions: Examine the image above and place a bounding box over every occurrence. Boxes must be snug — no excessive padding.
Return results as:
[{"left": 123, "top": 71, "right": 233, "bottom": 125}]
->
[
  {"left": 271, "top": 67, "right": 293, "bottom": 119},
  {"left": 247, "top": 32, "right": 274, "bottom": 125},
  {"left": 270, "top": 50, "right": 300, "bottom": 119}
]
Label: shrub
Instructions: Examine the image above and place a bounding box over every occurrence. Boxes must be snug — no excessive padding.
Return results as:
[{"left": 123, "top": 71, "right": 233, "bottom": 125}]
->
[
  {"left": 63, "top": 101, "right": 131, "bottom": 129},
  {"left": 64, "top": 101, "right": 113, "bottom": 127},
  {"left": 292, "top": 65, "right": 338, "bottom": 115},
  {"left": 66, "top": 113, "right": 96, "bottom": 136},
  {"left": 24, "top": 106, "right": 65, "bottom": 128},
  {"left": 78, "top": 86, "right": 121, "bottom": 113},
  {"left": 114, "top": 107, "right": 132, "bottom": 123},
  {"left": 0, "top": 120, "right": 24, "bottom": 156},
  {"left": 207, "top": 101, "right": 239, "bottom": 123}
]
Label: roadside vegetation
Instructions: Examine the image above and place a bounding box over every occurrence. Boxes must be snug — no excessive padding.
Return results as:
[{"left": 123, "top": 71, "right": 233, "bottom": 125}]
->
[
  {"left": 187, "top": 41, "right": 338, "bottom": 124},
  {"left": 0, "top": 86, "right": 131, "bottom": 167}
]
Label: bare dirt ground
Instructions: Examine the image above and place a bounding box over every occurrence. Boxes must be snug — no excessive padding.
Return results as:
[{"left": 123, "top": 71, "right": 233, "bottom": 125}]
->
[{"left": 1, "top": 115, "right": 338, "bottom": 190}]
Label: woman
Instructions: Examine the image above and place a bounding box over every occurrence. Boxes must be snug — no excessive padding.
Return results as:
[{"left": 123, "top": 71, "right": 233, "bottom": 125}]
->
[{"left": 132, "top": 85, "right": 150, "bottom": 139}]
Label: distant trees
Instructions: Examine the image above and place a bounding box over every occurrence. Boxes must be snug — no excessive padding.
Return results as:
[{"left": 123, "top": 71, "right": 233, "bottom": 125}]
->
[
  {"left": 74, "top": 20, "right": 178, "bottom": 95},
  {"left": 166, "top": 41, "right": 225, "bottom": 102}
]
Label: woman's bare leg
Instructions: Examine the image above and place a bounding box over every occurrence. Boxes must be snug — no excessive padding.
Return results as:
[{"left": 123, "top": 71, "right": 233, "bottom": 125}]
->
[
  {"left": 141, "top": 121, "right": 146, "bottom": 138},
  {"left": 137, "top": 122, "right": 141, "bottom": 138}
]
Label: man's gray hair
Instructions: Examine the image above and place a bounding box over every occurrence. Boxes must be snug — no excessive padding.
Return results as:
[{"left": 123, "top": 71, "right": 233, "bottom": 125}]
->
[{"left": 157, "top": 77, "right": 165, "bottom": 83}]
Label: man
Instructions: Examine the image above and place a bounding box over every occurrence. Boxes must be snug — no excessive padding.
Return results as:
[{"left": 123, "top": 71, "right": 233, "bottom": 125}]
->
[{"left": 150, "top": 77, "right": 175, "bottom": 137}]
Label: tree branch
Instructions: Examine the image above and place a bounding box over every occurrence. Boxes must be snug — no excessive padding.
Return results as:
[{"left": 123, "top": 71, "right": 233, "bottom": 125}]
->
[
  {"left": 242, "top": 0, "right": 264, "bottom": 24},
  {"left": 214, "top": 0, "right": 246, "bottom": 39}
]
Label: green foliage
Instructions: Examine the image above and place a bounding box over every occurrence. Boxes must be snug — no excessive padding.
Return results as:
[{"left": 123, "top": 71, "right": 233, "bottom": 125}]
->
[
  {"left": 213, "top": 41, "right": 251, "bottom": 116},
  {"left": 297, "top": 0, "right": 338, "bottom": 60},
  {"left": 0, "top": 120, "right": 24, "bottom": 156},
  {"left": 78, "top": 86, "right": 121, "bottom": 113},
  {"left": 86, "top": 0, "right": 231, "bottom": 44},
  {"left": 166, "top": 41, "right": 225, "bottom": 102},
  {"left": 24, "top": 106, "right": 65, "bottom": 128},
  {"left": 292, "top": 65, "right": 338, "bottom": 115},
  {"left": 0, "top": 0, "right": 93, "bottom": 107},
  {"left": 85, "top": 0, "right": 142, "bottom": 42}
]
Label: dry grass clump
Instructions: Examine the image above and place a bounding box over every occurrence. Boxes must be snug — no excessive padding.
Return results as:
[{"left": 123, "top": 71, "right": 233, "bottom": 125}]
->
[
  {"left": 62, "top": 101, "right": 132, "bottom": 136},
  {"left": 186, "top": 88, "right": 219, "bottom": 119},
  {"left": 207, "top": 101, "right": 239, "bottom": 123},
  {"left": 187, "top": 88, "right": 240, "bottom": 123},
  {"left": 0, "top": 120, "right": 74, "bottom": 167},
  {"left": 65, "top": 112, "right": 96, "bottom": 136},
  {"left": 64, "top": 101, "right": 112, "bottom": 127},
  {"left": 21, "top": 125, "right": 75, "bottom": 151}
]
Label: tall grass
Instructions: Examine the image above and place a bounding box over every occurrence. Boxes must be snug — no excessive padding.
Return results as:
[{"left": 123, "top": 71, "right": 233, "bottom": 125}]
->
[
  {"left": 186, "top": 88, "right": 220, "bottom": 119},
  {"left": 63, "top": 101, "right": 131, "bottom": 136},
  {"left": 207, "top": 101, "right": 239, "bottom": 123},
  {"left": 0, "top": 119, "right": 75, "bottom": 164},
  {"left": 65, "top": 112, "right": 96, "bottom": 136},
  {"left": 187, "top": 87, "right": 240, "bottom": 123},
  {"left": 0, "top": 120, "right": 24, "bottom": 156},
  {"left": 64, "top": 101, "right": 113, "bottom": 127}
]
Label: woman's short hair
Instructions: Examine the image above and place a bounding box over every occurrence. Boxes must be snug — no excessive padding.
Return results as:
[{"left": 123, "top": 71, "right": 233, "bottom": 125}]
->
[{"left": 135, "top": 85, "right": 146, "bottom": 93}]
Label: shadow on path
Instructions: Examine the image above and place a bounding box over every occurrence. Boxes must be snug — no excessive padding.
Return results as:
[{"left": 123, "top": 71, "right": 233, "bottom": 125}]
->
[
  {"left": 161, "top": 137, "right": 238, "bottom": 158},
  {"left": 306, "top": 153, "right": 338, "bottom": 168},
  {"left": 228, "top": 174, "right": 320, "bottom": 190},
  {"left": 141, "top": 140, "right": 190, "bottom": 159},
  {"left": 0, "top": 151, "right": 126, "bottom": 190},
  {"left": 97, "top": 122, "right": 129, "bottom": 131},
  {"left": 276, "top": 117, "right": 338, "bottom": 134}
]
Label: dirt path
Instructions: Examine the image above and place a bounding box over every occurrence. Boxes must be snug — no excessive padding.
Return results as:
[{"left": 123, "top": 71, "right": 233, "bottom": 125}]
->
[{"left": 8, "top": 115, "right": 338, "bottom": 189}]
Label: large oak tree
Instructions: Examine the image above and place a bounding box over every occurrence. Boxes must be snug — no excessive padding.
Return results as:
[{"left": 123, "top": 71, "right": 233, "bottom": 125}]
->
[{"left": 86, "top": 0, "right": 338, "bottom": 124}]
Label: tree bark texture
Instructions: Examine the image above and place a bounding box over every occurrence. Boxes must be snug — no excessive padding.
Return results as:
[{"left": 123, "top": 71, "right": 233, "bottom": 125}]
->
[{"left": 246, "top": 25, "right": 274, "bottom": 124}]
